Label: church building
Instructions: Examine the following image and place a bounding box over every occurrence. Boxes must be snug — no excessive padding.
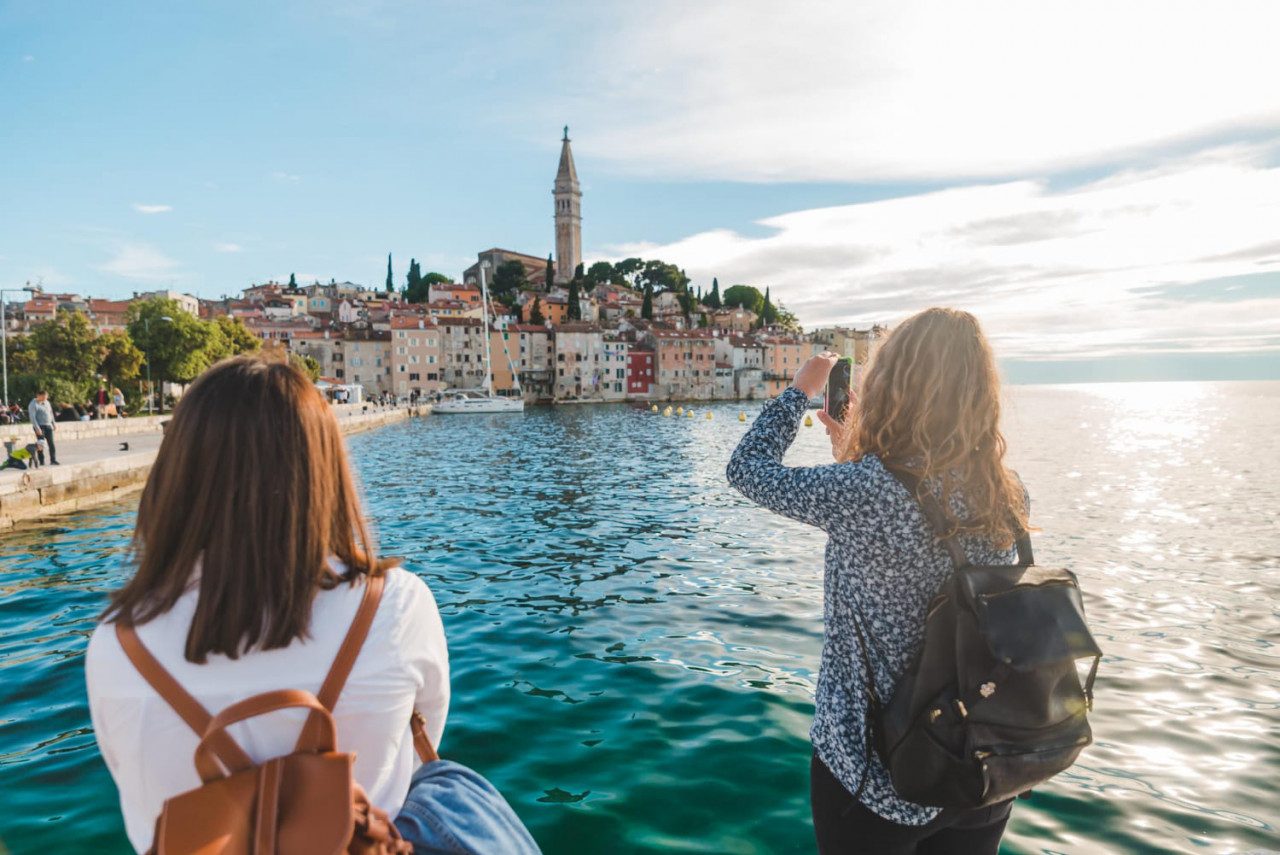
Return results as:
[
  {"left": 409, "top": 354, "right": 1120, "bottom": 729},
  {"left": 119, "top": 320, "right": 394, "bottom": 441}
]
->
[
  {"left": 463, "top": 128, "right": 583, "bottom": 288},
  {"left": 553, "top": 126, "right": 582, "bottom": 284}
]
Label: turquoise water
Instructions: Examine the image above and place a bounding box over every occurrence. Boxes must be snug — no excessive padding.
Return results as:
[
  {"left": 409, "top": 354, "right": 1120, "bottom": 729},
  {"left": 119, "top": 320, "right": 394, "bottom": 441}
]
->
[{"left": 1, "top": 382, "right": 1277, "bottom": 854}]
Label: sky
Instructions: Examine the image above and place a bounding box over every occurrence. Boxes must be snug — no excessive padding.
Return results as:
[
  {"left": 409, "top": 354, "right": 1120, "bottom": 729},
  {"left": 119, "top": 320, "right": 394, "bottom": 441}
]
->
[{"left": 2, "top": 0, "right": 1279, "bottom": 382}]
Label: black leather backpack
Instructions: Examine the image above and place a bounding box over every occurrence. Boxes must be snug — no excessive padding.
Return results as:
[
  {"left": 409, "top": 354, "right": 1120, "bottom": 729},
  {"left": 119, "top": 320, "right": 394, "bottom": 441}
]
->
[{"left": 851, "top": 469, "right": 1103, "bottom": 809}]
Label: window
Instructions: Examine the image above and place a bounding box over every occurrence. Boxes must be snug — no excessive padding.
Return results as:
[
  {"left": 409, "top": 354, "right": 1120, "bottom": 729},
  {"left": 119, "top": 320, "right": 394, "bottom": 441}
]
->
[
  {"left": 410, "top": 355, "right": 419, "bottom": 364},
  {"left": 409, "top": 373, "right": 419, "bottom": 381},
  {"left": 398, "top": 365, "right": 406, "bottom": 373}
]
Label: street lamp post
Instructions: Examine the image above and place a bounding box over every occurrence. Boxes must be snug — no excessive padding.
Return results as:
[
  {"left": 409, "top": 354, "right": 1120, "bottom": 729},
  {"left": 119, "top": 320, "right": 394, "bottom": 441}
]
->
[
  {"left": 1, "top": 284, "right": 39, "bottom": 411},
  {"left": 143, "top": 315, "right": 174, "bottom": 415}
]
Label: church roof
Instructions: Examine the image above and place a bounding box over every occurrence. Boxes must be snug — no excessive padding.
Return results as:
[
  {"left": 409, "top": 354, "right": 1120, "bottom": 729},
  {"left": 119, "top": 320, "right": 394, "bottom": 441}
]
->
[{"left": 555, "top": 126, "right": 579, "bottom": 190}]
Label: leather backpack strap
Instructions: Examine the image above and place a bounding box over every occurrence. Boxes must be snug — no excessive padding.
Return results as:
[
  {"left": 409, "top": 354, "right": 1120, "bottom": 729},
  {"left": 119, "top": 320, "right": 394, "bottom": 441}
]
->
[
  {"left": 115, "top": 623, "right": 253, "bottom": 771},
  {"left": 295, "top": 573, "right": 386, "bottom": 751}
]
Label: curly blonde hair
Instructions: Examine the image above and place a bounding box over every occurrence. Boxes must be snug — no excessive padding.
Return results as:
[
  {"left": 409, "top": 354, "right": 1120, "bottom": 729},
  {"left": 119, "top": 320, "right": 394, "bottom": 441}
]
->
[{"left": 837, "top": 308, "right": 1027, "bottom": 548}]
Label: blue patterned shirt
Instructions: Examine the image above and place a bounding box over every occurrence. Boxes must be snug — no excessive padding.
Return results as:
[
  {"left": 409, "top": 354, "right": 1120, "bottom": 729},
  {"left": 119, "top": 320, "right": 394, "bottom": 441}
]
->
[{"left": 726, "top": 387, "right": 1019, "bottom": 826}]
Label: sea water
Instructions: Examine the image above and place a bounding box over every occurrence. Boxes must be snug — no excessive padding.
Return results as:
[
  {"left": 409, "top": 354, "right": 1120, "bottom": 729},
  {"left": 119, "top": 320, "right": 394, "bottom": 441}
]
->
[{"left": 1, "top": 381, "right": 1276, "bottom": 854}]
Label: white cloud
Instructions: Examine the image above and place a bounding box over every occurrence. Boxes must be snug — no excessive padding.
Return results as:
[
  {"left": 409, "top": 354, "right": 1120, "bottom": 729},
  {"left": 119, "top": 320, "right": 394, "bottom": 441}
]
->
[
  {"left": 271, "top": 172, "right": 301, "bottom": 183},
  {"left": 133, "top": 203, "right": 172, "bottom": 214},
  {"left": 96, "top": 242, "right": 183, "bottom": 282},
  {"left": 608, "top": 146, "right": 1280, "bottom": 360},
  {"left": 563, "top": 0, "right": 1280, "bottom": 182},
  {"left": 214, "top": 242, "right": 244, "bottom": 253}
]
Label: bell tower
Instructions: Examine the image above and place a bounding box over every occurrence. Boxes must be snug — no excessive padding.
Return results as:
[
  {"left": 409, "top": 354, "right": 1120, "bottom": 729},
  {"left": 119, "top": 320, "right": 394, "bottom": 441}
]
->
[{"left": 553, "top": 126, "right": 582, "bottom": 285}]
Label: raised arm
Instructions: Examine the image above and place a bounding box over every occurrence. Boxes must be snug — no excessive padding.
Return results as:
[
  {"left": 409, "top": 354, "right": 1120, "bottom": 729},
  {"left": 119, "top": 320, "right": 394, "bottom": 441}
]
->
[{"left": 727, "top": 356, "right": 864, "bottom": 531}]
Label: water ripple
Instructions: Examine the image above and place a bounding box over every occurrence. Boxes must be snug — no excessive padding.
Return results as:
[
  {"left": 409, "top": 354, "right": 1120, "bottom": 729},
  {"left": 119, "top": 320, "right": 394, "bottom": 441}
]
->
[{"left": 0, "top": 383, "right": 1277, "bottom": 854}]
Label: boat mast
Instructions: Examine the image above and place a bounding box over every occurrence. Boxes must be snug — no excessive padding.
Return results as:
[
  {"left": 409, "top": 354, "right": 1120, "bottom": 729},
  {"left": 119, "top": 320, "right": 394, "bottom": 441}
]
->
[{"left": 479, "top": 261, "right": 495, "bottom": 395}]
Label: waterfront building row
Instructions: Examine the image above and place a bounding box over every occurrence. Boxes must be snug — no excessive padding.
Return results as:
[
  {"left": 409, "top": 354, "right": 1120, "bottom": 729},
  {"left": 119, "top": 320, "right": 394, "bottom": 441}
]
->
[{"left": 290, "top": 316, "right": 880, "bottom": 403}]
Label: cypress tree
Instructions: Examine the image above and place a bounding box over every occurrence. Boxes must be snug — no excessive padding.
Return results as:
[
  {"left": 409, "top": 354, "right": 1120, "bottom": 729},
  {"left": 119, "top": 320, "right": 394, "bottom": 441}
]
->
[
  {"left": 530, "top": 297, "right": 545, "bottom": 325},
  {"left": 567, "top": 278, "right": 582, "bottom": 321},
  {"left": 545, "top": 254, "right": 554, "bottom": 288},
  {"left": 761, "top": 286, "right": 778, "bottom": 327},
  {"left": 288, "top": 272, "right": 297, "bottom": 288},
  {"left": 708, "top": 277, "right": 721, "bottom": 309},
  {"left": 385, "top": 253, "right": 393, "bottom": 292},
  {"left": 641, "top": 282, "right": 654, "bottom": 320}
]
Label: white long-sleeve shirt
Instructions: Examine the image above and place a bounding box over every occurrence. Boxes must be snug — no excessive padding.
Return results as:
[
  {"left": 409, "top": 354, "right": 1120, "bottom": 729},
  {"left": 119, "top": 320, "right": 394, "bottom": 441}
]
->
[{"left": 85, "top": 566, "right": 449, "bottom": 853}]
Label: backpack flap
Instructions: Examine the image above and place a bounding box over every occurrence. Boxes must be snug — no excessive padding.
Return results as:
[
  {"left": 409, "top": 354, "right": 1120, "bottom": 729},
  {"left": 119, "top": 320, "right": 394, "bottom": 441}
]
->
[
  {"left": 155, "top": 753, "right": 356, "bottom": 855},
  {"left": 960, "top": 566, "right": 1102, "bottom": 670}
]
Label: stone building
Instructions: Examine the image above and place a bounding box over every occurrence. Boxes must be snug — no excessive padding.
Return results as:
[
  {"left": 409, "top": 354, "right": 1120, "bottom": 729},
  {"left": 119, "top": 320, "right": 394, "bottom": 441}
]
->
[{"left": 553, "top": 127, "right": 582, "bottom": 284}]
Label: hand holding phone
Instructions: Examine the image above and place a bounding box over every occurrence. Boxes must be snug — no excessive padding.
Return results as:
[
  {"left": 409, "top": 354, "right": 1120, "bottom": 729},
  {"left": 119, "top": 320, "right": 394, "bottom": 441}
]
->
[{"left": 823, "top": 357, "right": 855, "bottom": 423}]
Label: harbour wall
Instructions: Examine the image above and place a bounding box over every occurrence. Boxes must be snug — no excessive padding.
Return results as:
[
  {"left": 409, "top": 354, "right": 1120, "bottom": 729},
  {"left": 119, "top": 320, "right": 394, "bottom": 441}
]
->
[{"left": 0, "top": 406, "right": 423, "bottom": 529}]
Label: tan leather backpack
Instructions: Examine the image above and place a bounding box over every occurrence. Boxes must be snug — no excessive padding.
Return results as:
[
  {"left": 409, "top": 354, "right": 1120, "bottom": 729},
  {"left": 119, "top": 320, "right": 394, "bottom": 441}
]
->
[{"left": 116, "top": 573, "right": 438, "bottom": 855}]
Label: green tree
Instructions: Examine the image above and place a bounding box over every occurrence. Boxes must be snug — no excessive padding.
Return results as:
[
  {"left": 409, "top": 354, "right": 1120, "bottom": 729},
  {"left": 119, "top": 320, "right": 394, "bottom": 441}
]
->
[
  {"left": 614, "top": 257, "right": 644, "bottom": 284},
  {"left": 567, "top": 278, "right": 582, "bottom": 321},
  {"left": 288, "top": 272, "right": 297, "bottom": 288},
  {"left": 385, "top": 253, "right": 394, "bottom": 292},
  {"left": 97, "top": 329, "right": 144, "bottom": 391},
  {"left": 544, "top": 254, "right": 554, "bottom": 288},
  {"left": 773, "top": 303, "right": 802, "bottom": 334},
  {"left": 404, "top": 259, "right": 428, "bottom": 303},
  {"left": 760, "top": 286, "right": 778, "bottom": 327},
  {"left": 423, "top": 272, "right": 452, "bottom": 286},
  {"left": 290, "top": 353, "right": 321, "bottom": 381},
  {"left": 707, "top": 278, "right": 722, "bottom": 309},
  {"left": 640, "top": 260, "right": 688, "bottom": 293},
  {"left": 22, "top": 311, "right": 102, "bottom": 402},
  {"left": 641, "top": 282, "right": 654, "bottom": 320},
  {"left": 723, "top": 284, "right": 763, "bottom": 313},
  {"left": 127, "top": 299, "right": 216, "bottom": 407},
  {"left": 585, "top": 261, "right": 613, "bottom": 288},
  {"left": 491, "top": 260, "right": 528, "bottom": 298},
  {"left": 529, "top": 297, "right": 546, "bottom": 325},
  {"left": 209, "top": 315, "right": 262, "bottom": 360}
]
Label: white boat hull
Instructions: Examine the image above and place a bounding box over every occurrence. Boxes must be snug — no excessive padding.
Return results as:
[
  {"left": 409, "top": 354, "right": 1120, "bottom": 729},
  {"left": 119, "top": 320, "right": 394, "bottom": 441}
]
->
[{"left": 433, "top": 395, "right": 525, "bottom": 414}]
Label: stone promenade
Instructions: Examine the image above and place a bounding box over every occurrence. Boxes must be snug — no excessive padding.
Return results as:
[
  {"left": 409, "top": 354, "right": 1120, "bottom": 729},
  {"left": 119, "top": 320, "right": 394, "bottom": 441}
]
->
[{"left": 1, "top": 405, "right": 425, "bottom": 528}]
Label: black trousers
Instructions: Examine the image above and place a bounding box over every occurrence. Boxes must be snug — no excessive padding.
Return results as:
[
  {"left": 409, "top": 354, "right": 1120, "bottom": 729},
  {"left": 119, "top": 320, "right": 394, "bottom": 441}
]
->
[
  {"left": 811, "top": 754, "right": 1012, "bottom": 855},
  {"left": 36, "top": 425, "right": 56, "bottom": 464}
]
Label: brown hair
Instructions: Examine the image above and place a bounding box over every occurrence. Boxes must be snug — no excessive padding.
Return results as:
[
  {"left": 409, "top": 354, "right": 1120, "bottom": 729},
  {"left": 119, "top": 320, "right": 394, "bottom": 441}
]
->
[
  {"left": 103, "top": 354, "right": 385, "bottom": 662},
  {"left": 838, "top": 308, "right": 1027, "bottom": 548}
]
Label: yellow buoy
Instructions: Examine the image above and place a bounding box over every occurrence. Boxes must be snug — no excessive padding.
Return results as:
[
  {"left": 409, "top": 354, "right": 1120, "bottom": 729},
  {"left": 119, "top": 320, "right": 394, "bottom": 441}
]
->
[
  {"left": 686, "top": 410, "right": 693, "bottom": 418},
  {"left": 677, "top": 407, "right": 684, "bottom": 415},
  {"left": 705, "top": 412, "right": 713, "bottom": 419},
  {"left": 663, "top": 407, "right": 672, "bottom": 417},
  {"left": 651, "top": 404, "right": 658, "bottom": 412},
  {"left": 739, "top": 412, "right": 746, "bottom": 421},
  {"left": 804, "top": 415, "right": 813, "bottom": 427}
]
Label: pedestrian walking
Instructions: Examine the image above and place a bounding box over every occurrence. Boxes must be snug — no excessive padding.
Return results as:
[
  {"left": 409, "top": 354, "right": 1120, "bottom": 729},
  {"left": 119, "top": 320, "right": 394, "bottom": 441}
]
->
[
  {"left": 95, "top": 384, "right": 110, "bottom": 419},
  {"left": 28, "top": 390, "right": 59, "bottom": 465},
  {"left": 112, "top": 387, "right": 127, "bottom": 418}
]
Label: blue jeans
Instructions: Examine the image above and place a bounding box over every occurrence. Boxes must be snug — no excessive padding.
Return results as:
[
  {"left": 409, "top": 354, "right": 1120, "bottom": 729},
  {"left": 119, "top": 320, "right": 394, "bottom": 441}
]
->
[{"left": 393, "top": 760, "right": 541, "bottom": 854}]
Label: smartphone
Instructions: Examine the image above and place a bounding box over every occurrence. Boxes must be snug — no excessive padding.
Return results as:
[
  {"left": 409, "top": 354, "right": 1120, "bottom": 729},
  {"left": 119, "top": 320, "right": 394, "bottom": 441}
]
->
[{"left": 824, "top": 357, "right": 854, "bottom": 422}]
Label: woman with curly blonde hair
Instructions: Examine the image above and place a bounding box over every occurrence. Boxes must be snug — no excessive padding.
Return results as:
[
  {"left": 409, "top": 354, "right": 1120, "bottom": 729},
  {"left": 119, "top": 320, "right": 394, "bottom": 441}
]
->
[{"left": 728, "top": 307, "right": 1027, "bottom": 854}]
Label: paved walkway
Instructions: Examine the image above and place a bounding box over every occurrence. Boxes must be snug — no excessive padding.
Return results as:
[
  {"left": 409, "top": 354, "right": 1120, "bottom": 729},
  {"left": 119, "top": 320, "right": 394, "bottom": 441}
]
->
[{"left": 1, "top": 431, "right": 164, "bottom": 485}]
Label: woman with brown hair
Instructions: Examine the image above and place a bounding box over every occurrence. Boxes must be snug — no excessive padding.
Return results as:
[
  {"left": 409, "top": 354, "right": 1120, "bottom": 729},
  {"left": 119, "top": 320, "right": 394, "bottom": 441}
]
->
[
  {"left": 86, "top": 355, "right": 539, "bottom": 854},
  {"left": 727, "top": 308, "right": 1027, "bottom": 854}
]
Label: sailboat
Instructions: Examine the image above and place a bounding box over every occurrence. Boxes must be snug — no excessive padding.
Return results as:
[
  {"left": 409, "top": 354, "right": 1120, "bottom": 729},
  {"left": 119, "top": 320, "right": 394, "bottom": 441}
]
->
[{"left": 434, "top": 262, "right": 525, "bottom": 414}]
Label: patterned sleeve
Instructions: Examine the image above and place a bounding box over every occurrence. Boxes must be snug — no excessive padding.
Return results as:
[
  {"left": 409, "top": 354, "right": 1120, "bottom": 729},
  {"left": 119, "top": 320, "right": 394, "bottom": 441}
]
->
[{"left": 726, "top": 386, "right": 864, "bottom": 531}]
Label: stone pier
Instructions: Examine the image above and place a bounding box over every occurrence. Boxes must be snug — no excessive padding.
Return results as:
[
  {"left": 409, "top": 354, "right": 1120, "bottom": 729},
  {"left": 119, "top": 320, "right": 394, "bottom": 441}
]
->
[{"left": 0, "top": 406, "right": 425, "bottom": 529}]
